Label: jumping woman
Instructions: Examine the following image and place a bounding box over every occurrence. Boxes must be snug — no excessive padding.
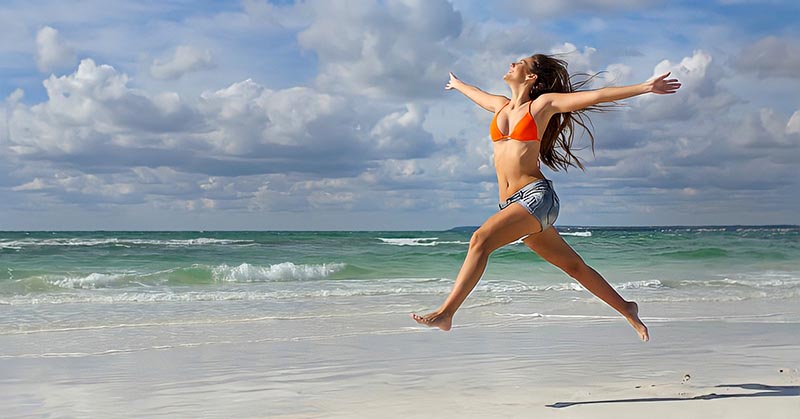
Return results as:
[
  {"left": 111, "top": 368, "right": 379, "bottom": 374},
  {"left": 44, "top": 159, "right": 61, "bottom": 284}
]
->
[{"left": 411, "top": 54, "right": 681, "bottom": 341}]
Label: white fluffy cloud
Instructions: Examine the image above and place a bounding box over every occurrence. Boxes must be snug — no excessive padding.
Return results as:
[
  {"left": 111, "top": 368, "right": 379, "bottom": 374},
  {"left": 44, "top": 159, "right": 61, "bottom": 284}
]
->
[
  {"left": 197, "top": 79, "right": 437, "bottom": 165},
  {"left": 150, "top": 45, "right": 215, "bottom": 80},
  {"left": 297, "top": 0, "right": 462, "bottom": 98},
  {"left": 369, "top": 104, "right": 436, "bottom": 159},
  {"left": 550, "top": 42, "right": 597, "bottom": 73},
  {"left": 7, "top": 57, "right": 438, "bottom": 169},
  {"left": 3, "top": 56, "right": 440, "bottom": 212},
  {"left": 633, "top": 50, "right": 738, "bottom": 121},
  {"left": 8, "top": 59, "right": 199, "bottom": 157},
  {"left": 35, "top": 26, "right": 76, "bottom": 72}
]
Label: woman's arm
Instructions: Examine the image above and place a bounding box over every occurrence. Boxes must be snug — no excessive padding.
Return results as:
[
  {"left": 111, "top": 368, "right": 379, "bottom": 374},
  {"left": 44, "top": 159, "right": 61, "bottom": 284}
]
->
[
  {"left": 542, "top": 72, "right": 681, "bottom": 113},
  {"left": 446, "top": 72, "right": 509, "bottom": 113}
]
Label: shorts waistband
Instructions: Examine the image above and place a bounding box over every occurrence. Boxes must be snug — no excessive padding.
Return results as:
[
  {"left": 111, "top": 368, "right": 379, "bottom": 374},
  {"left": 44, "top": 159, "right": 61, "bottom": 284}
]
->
[{"left": 501, "top": 179, "right": 552, "bottom": 204}]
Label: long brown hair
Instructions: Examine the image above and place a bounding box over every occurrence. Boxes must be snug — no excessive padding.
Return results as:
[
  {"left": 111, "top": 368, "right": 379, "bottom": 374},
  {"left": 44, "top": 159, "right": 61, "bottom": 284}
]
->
[{"left": 528, "top": 53, "right": 613, "bottom": 171}]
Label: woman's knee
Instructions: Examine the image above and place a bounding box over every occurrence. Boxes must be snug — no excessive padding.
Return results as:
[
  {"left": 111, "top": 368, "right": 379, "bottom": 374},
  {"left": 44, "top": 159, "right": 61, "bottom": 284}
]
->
[{"left": 469, "top": 229, "right": 493, "bottom": 255}]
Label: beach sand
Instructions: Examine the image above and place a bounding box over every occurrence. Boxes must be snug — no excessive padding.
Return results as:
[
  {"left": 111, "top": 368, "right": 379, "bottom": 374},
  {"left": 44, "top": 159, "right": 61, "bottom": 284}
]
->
[{"left": 2, "top": 297, "right": 799, "bottom": 418}]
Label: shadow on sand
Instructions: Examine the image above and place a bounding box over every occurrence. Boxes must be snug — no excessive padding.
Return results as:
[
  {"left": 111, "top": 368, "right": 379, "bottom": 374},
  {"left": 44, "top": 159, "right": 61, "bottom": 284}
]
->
[{"left": 546, "top": 383, "right": 800, "bottom": 408}]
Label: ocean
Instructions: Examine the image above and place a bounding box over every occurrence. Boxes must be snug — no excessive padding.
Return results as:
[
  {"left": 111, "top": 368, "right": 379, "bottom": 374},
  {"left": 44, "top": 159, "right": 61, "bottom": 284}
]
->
[
  {"left": 2, "top": 226, "right": 798, "bottom": 309},
  {"left": 2, "top": 226, "right": 799, "bottom": 344},
  {"left": 2, "top": 226, "right": 799, "bottom": 417}
]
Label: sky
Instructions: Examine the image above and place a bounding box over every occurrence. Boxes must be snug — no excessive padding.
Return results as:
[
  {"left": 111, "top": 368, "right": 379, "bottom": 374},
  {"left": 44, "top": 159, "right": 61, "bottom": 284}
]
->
[{"left": 1, "top": 0, "right": 799, "bottom": 230}]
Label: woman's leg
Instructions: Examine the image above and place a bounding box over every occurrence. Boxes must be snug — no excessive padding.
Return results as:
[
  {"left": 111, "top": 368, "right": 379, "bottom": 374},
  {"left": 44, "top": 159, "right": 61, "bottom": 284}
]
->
[
  {"left": 523, "top": 227, "right": 649, "bottom": 341},
  {"left": 411, "top": 203, "right": 543, "bottom": 331}
]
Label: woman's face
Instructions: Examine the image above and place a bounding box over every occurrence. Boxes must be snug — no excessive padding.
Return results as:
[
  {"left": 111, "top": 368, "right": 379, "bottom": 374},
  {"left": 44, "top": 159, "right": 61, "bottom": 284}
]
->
[{"left": 504, "top": 58, "right": 535, "bottom": 84}]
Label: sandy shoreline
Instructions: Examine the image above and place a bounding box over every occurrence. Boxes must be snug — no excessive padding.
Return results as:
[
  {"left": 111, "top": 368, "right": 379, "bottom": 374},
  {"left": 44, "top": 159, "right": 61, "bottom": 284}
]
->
[
  {"left": 2, "top": 298, "right": 799, "bottom": 418},
  {"left": 293, "top": 380, "right": 800, "bottom": 419}
]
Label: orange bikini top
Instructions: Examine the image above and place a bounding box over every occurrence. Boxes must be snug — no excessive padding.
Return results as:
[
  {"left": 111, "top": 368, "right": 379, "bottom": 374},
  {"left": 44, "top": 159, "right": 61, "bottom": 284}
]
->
[{"left": 490, "top": 100, "right": 540, "bottom": 142}]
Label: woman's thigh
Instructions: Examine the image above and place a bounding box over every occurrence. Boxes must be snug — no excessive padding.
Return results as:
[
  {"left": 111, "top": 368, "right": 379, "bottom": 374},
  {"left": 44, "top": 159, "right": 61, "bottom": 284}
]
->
[
  {"left": 473, "top": 203, "right": 544, "bottom": 253},
  {"left": 522, "top": 227, "right": 584, "bottom": 272}
]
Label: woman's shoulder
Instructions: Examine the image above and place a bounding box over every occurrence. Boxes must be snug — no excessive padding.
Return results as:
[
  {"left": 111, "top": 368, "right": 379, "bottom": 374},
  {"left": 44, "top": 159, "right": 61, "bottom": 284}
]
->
[
  {"left": 529, "top": 95, "right": 553, "bottom": 113},
  {"left": 533, "top": 93, "right": 557, "bottom": 103},
  {"left": 490, "top": 96, "right": 511, "bottom": 113}
]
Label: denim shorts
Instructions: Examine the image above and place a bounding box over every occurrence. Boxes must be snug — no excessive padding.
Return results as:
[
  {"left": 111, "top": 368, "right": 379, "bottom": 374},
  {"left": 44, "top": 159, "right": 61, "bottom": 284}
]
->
[{"left": 499, "top": 179, "right": 560, "bottom": 231}]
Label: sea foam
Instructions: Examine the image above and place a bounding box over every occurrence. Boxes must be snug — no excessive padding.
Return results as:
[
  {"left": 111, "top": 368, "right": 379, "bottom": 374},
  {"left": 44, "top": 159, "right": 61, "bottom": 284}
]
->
[
  {"left": 49, "top": 272, "right": 130, "bottom": 289},
  {"left": 378, "top": 237, "right": 439, "bottom": 246},
  {"left": 211, "top": 262, "right": 345, "bottom": 282},
  {"left": 560, "top": 231, "right": 592, "bottom": 237},
  {"left": 0, "top": 237, "right": 256, "bottom": 249},
  {"left": 377, "top": 237, "right": 470, "bottom": 246},
  {"left": 11, "top": 262, "right": 347, "bottom": 291}
]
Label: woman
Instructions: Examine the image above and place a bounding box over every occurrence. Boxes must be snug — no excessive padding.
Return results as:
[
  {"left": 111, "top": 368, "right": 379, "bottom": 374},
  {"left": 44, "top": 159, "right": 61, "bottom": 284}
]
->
[{"left": 411, "top": 54, "right": 681, "bottom": 341}]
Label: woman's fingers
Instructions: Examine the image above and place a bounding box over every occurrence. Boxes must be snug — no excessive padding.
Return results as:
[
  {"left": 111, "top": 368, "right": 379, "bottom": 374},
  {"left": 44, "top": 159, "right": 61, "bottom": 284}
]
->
[
  {"left": 645, "top": 71, "right": 680, "bottom": 94},
  {"left": 445, "top": 72, "right": 458, "bottom": 89}
]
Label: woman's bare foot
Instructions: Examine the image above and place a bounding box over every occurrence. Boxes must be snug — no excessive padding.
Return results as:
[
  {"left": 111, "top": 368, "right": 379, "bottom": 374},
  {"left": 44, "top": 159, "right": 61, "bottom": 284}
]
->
[
  {"left": 625, "top": 301, "right": 649, "bottom": 342},
  {"left": 410, "top": 311, "right": 453, "bottom": 331}
]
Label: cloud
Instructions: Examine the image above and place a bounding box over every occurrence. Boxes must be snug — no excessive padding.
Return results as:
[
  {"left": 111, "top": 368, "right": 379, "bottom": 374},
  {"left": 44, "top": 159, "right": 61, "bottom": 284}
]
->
[
  {"left": 297, "top": 0, "right": 462, "bottom": 99},
  {"left": 7, "top": 166, "right": 210, "bottom": 209},
  {"left": 150, "top": 45, "right": 215, "bottom": 80},
  {"left": 369, "top": 104, "right": 435, "bottom": 159},
  {"left": 195, "top": 80, "right": 379, "bottom": 177},
  {"left": 4, "top": 57, "right": 440, "bottom": 210},
  {"left": 787, "top": 110, "right": 800, "bottom": 135},
  {"left": 7, "top": 58, "right": 201, "bottom": 158},
  {"left": 445, "top": 22, "right": 557, "bottom": 96},
  {"left": 197, "top": 79, "right": 438, "bottom": 168},
  {"left": 547, "top": 42, "right": 635, "bottom": 88},
  {"left": 506, "top": 0, "right": 660, "bottom": 18},
  {"left": 634, "top": 50, "right": 739, "bottom": 121},
  {"left": 549, "top": 47, "right": 800, "bottom": 224},
  {"left": 2, "top": 1, "right": 799, "bottom": 228},
  {"left": 603, "top": 63, "right": 633, "bottom": 85},
  {"left": 550, "top": 42, "right": 597, "bottom": 73},
  {"left": 35, "top": 26, "right": 76, "bottom": 72},
  {"left": 733, "top": 36, "right": 800, "bottom": 78},
  {"left": 732, "top": 108, "right": 798, "bottom": 149}
]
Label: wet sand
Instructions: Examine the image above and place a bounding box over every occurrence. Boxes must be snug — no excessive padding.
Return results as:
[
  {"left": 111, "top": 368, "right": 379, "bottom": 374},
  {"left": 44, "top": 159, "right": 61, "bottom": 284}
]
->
[{"left": 1, "top": 299, "right": 799, "bottom": 418}]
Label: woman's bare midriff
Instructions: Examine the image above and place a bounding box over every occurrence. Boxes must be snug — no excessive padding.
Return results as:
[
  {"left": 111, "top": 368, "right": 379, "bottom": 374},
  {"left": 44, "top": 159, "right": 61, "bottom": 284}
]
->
[{"left": 494, "top": 139, "right": 545, "bottom": 201}]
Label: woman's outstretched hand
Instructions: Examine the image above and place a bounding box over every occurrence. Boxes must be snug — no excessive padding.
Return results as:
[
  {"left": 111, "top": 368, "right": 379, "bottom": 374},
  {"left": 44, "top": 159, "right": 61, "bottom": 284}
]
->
[
  {"left": 646, "top": 72, "right": 681, "bottom": 94},
  {"left": 445, "top": 72, "right": 461, "bottom": 90}
]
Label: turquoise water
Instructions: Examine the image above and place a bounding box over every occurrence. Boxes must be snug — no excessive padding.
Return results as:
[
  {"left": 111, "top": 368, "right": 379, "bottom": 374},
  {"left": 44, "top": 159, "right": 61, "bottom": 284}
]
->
[{"left": 1, "top": 226, "right": 798, "bottom": 306}]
